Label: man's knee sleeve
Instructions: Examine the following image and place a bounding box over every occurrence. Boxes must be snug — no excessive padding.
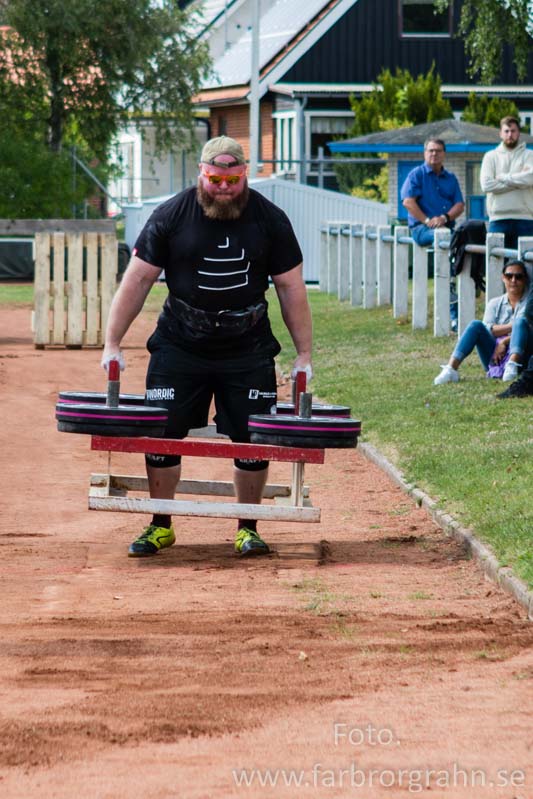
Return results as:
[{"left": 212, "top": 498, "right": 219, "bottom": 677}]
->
[
  {"left": 145, "top": 453, "right": 182, "bottom": 468},
  {"left": 234, "top": 458, "right": 269, "bottom": 472}
]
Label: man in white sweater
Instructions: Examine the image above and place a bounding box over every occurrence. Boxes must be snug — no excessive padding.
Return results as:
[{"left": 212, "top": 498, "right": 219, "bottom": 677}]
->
[{"left": 480, "top": 116, "right": 533, "bottom": 249}]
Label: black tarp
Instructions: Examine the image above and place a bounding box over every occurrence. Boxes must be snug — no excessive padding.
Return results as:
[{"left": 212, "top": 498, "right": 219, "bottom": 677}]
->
[
  {"left": 0, "top": 239, "right": 34, "bottom": 280},
  {"left": 0, "top": 239, "right": 130, "bottom": 280}
]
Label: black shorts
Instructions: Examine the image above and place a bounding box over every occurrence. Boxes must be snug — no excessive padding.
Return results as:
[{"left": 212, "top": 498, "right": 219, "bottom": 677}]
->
[{"left": 145, "top": 329, "right": 277, "bottom": 442}]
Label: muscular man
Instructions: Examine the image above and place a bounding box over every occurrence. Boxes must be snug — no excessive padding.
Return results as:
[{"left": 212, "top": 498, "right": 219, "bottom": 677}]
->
[
  {"left": 102, "top": 136, "right": 313, "bottom": 557},
  {"left": 480, "top": 116, "right": 533, "bottom": 250}
]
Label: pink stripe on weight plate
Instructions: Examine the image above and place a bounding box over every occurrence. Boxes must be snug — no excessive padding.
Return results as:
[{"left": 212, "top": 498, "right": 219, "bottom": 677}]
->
[
  {"left": 57, "top": 411, "right": 167, "bottom": 421},
  {"left": 249, "top": 421, "right": 360, "bottom": 433}
]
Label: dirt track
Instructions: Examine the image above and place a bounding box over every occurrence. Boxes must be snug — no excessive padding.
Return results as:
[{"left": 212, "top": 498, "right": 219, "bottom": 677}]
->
[{"left": 0, "top": 306, "right": 532, "bottom": 799}]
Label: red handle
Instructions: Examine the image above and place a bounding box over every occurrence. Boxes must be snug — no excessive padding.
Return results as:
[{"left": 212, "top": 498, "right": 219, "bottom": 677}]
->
[
  {"left": 293, "top": 370, "right": 307, "bottom": 415},
  {"left": 108, "top": 359, "right": 120, "bottom": 382},
  {"left": 106, "top": 359, "right": 121, "bottom": 407}
]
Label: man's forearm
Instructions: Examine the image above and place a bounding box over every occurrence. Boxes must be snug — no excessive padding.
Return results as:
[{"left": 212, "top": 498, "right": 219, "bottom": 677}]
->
[
  {"left": 446, "top": 202, "right": 464, "bottom": 222},
  {"left": 276, "top": 283, "right": 312, "bottom": 360},
  {"left": 500, "top": 169, "right": 533, "bottom": 189},
  {"left": 104, "top": 260, "right": 159, "bottom": 350},
  {"left": 402, "top": 197, "right": 427, "bottom": 224}
]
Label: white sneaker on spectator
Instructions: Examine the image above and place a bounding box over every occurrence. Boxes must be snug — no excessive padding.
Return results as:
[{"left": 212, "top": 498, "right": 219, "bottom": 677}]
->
[
  {"left": 434, "top": 365, "right": 459, "bottom": 385},
  {"left": 502, "top": 361, "right": 520, "bottom": 382}
]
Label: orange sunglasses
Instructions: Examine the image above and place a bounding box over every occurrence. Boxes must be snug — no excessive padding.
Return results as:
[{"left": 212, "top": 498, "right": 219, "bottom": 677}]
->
[{"left": 201, "top": 170, "right": 245, "bottom": 186}]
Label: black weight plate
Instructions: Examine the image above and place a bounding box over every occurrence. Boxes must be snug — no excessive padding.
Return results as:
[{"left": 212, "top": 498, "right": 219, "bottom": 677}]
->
[
  {"left": 276, "top": 402, "right": 351, "bottom": 417},
  {"left": 56, "top": 402, "right": 168, "bottom": 438},
  {"left": 59, "top": 391, "right": 144, "bottom": 406},
  {"left": 57, "top": 421, "right": 166, "bottom": 437},
  {"left": 250, "top": 432, "right": 358, "bottom": 449},
  {"left": 56, "top": 402, "right": 167, "bottom": 423},
  {"left": 248, "top": 413, "right": 361, "bottom": 438}
]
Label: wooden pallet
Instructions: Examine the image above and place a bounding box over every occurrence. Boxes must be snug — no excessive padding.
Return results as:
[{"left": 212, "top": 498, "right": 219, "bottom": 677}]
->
[
  {"left": 33, "top": 228, "right": 117, "bottom": 347},
  {"left": 89, "top": 435, "right": 325, "bottom": 523}
]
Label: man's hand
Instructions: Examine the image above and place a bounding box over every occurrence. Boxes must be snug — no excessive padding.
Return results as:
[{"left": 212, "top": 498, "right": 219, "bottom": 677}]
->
[
  {"left": 291, "top": 360, "right": 313, "bottom": 382},
  {"left": 101, "top": 348, "right": 125, "bottom": 372},
  {"left": 427, "top": 215, "right": 447, "bottom": 229}
]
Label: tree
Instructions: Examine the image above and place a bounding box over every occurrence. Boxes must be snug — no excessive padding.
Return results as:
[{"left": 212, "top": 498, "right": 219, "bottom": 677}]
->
[
  {"left": 348, "top": 65, "right": 452, "bottom": 137},
  {"left": 435, "top": 0, "right": 533, "bottom": 83},
  {"left": 461, "top": 93, "right": 521, "bottom": 126},
  {"left": 0, "top": 0, "right": 211, "bottom": 159},
  {"left": 0, "top": 132, "right": 96, "bottom": 217},
  {"left": 335, "top": 66, "right": 452, "bottom": 201}
]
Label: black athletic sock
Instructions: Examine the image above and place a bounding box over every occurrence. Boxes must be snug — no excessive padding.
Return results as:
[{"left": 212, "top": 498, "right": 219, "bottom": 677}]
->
[
  {"left": 238, "top": 519, "right": 257, "bottom": 533},
  {"left": 152, "top": 514, "right": 172, "bottom": 529}
]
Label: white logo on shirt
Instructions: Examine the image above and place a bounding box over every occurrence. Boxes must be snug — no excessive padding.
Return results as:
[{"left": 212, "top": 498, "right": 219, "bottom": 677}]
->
[{"left": 197, "top": 237, "right": 250, "bottom": 291}]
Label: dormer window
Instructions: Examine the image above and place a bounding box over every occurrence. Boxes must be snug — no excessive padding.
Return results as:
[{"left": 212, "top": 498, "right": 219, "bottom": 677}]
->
[{"left": 401, "top": 0, "right": 452, "bottom": 36}]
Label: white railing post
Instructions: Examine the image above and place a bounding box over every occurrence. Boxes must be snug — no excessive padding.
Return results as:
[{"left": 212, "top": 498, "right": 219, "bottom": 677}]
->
[
  {"left": 377, "top": 224, "right": 392, "bottom": 305},
  {"left": 393, "top": 226, "right": 409, "bottom": 318},
  {"left": 412, "top": 243, "right": 428, "bottom": 329},
  {"left": 350, "top": 223, "right": 364, "bottom": 307},
  {"left": 434, "top": 228, "right": 450, "bottom": 337},
  {"left": 457, "top": 255, "right": 476, "bottom": 336},
  {"left": 338, "top": 222, "right": 351, "bottom": 301},
  {"left": 518, "top": 236, "right": 533, "bottom": 284},
  {"left": 327, "top": 222, "right": 339, "bottom": 296},
  {"left": 485, "top": 232, "right": 505, "bottom": 302},
  {"left": 319, "top": 223, "right": 328, "bottom": 292},
  {"left": 363, "top": 224, "right": 377, "bottom": 308}
]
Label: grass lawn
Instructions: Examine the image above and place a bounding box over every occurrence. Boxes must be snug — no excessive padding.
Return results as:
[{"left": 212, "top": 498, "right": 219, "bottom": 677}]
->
[
  {"left": 268, "top": 289, "right": 532, "bottom": 589},
  {"left": 3, "top": 282, "right": 531, "bottom": 587}
]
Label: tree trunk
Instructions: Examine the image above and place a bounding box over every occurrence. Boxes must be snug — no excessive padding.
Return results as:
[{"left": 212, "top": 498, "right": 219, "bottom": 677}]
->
[{"left": 46, "top": 49, "right": 63, "bottom": 153}]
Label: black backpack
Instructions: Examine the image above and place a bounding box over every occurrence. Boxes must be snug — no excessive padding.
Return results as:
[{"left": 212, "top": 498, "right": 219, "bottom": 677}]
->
[{"left": 449, "top": 219, "right": 487, "bottom": 291}]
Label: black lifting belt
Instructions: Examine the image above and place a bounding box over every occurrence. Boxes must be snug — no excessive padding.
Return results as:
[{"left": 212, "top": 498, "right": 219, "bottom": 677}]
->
[{"left": 165, "top": 295, "right": 267, "bottom": 335}]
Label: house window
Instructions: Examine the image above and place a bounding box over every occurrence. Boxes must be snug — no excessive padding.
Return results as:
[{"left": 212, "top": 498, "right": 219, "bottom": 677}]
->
[
  {"left": 217, "top": 116, "right": 227, "bottom": 136},
  {"left": 401, "top": 0, "right": 451, "bottom": 36},
  {"left": 466, "top": 161, "right": 487, "bottom": 220},
  {"left": 519, "top": 112, "right": 533, "bottom": 135},
  {"left": 305, "top": 113, "right": 354, "bottom": 174},
  {"left": 274, "top": 112, "right": 297, "bottom": 173}
]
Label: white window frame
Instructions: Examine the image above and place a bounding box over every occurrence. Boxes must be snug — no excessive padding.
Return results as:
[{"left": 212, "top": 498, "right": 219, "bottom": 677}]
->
[
  {"left": 305, "top": 110, "right": 354, "bottom": 176},
  {"left": 519, "top": 111, "right": 533, "bottom": 135},
  {"left": 273, "top": 111, "right": 298, "bottom": 174},
  {"left": 109, "top": 127, "right": 143, "bottom": 205}
]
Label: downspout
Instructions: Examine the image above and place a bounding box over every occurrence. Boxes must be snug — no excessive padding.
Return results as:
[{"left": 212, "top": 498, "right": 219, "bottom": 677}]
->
[{"left": 297, "top": 96, "right": 308, "bottom": 185}]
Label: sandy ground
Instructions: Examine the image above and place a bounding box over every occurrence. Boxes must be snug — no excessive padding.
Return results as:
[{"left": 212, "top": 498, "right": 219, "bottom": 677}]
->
[{"left": 0, "top": 306, "right": 532, "bottom": 799}]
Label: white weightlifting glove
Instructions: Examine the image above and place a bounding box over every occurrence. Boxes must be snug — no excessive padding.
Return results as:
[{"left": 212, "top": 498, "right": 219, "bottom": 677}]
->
[
  {"left": 101, "top": 350, "right": 125, "bottom": 372},
  {"left": 291, "top": 363, "right": 313, "bottom": 382}
]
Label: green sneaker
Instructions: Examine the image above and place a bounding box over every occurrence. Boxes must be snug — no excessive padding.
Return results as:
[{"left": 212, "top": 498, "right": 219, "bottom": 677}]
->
[
  {"left": 234, "top": 527, "right": 270, "bottom": 557},
  {"left": 128, "top": 524, "right": 175, "bottom": 557}
]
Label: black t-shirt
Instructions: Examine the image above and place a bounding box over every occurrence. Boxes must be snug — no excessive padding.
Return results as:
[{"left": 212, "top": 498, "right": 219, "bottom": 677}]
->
[{"left": 134, "top": 187, "right": 303, "bottom": 357}]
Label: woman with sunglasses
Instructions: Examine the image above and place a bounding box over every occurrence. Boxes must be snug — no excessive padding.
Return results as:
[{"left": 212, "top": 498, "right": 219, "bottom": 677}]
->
[{"left": 434, "top": 259, "right": 531, "bottom": 385}]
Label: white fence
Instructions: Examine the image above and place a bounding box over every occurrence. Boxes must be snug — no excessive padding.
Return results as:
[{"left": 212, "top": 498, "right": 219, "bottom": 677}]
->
[
  {"left": 122, "top": 180, "right": 388, "bottom": 284},
  {"left": 321, "top": 223, "right": 533, "bottom": 336},
  {"left": 252, "top": 179, "right": 388, "bottom": 283}
]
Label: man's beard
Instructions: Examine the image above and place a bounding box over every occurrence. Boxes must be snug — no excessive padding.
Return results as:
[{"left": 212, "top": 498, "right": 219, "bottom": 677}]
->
[
  {"left": 505, "top": 139, "right": 519, "bottom": 149},
  {"left": 197, "top": 180, "right": 249, "bottom": 220}
]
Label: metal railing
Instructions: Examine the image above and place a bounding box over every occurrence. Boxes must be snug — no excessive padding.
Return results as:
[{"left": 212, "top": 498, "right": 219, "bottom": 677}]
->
[{"left": 320, "top": 223, "right": 533, "bottom": 337}]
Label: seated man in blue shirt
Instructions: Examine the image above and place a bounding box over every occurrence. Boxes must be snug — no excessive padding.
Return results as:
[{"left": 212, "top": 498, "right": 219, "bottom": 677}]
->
[
  {"left": 401, "top": 138, "right": 465, "bottom": 329},
  {"left": 401, "top": 138, "right": 465, "bottom": 247}
]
